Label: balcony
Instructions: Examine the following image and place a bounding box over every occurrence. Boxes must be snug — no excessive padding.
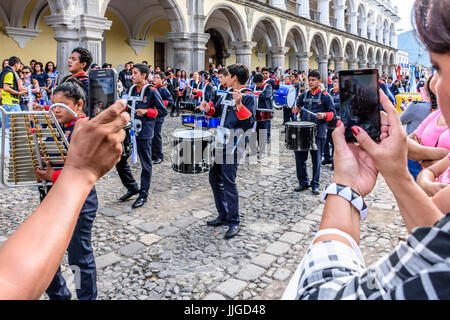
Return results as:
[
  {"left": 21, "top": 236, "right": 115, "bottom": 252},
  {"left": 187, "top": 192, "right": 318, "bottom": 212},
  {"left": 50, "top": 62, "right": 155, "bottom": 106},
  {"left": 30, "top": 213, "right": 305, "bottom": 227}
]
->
[{"left": 310, "top": 9, "right": 321, "bottom": 23}]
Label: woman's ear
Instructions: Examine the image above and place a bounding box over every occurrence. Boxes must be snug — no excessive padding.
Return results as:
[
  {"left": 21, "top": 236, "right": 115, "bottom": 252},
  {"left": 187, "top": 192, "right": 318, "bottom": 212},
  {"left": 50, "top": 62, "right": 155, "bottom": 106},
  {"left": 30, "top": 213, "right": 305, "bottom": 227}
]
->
[{"left": 75, "top": 99, "right": 84, "bottom": 114}]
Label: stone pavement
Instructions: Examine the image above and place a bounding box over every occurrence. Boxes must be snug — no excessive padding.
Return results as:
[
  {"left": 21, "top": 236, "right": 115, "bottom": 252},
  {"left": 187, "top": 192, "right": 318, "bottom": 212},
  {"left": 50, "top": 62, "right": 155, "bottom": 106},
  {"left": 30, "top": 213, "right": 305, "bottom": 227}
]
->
[{"left": 0, "top": 110, "right": 408, "bottom": 300}]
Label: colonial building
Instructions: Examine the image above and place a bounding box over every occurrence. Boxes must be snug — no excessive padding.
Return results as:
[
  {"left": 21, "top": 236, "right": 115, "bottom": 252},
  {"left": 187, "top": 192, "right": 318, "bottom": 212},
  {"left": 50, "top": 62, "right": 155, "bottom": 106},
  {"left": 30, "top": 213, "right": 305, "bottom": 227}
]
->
[{"left": 0, "top": 0, "right": 399, "bottom": 80}]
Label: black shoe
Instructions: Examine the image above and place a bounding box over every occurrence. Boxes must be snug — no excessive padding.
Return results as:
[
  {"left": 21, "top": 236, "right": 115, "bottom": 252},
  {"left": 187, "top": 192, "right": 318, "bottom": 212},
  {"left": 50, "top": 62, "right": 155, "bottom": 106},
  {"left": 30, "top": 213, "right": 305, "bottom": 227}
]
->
[
  {"left": 224, "top": 225, "right": 240, "bottom": 239},
  {"left": 322, "top": 159, "right": 333, "bottom": 165},
  {"left": 119, "top": 189, "right": 139, "bottom": 202},
  {"left": 153, "top": 158, "right": 163, "bottom": 165},
  {"left": 132, "top": 196, "right": 147, "bottom": 209},
  {"left": 207, "top": 219, "right": 228, "bottom": 227},
  {"left": 294, "top": 185, "right": 310, "bottom": 192},
  {"left": 312, "top": 188, "right": 320, "bottom": 195}
]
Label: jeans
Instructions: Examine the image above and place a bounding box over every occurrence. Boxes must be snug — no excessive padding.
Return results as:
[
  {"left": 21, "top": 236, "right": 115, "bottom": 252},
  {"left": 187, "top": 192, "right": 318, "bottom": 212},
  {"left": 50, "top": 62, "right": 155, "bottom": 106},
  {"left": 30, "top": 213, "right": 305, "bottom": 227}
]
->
[
  {"left": 46, "top": 210, "right": 97, "bottom": 300},
  {"left": 408, "top": 160, "right": 423, "bottom": 181},
  {"left": 1, "top": 104, "right": 21, "bottom": 129}
]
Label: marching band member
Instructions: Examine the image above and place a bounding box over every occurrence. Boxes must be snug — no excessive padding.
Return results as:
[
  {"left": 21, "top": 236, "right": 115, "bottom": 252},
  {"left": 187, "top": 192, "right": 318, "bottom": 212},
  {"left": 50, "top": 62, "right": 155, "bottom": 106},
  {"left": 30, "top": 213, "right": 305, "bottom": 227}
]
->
[
  {"left": 292, "top": 70, "right": 336, "bottom": 195},
  {"left": 190, "top": 71, "right": 202, "bottom": 103},
  {"left": 35, "top": 79, "right": 98, "bottom": 300},
  {"left": 252, "top": 73, "right": 273, "bottom": 158},
  {"left": 198, "top": 70, "right": 214, "bottom": 103},
  {"left": 197, "top": 64, "right": 256, "bottom": 239},
  {"left": 212, "top": 69, "right": 232, "bottom": 106},
  {"left": 323, "top": 76, "right": 340, "bottom": 167},
  {"left": 261, "top": 68, "right": 279, "bottom": 143},
  {"left": 283, "top": 73, "right": 301, "bottom": 125},
  {"left": 116, "top": 64, "right": 167, "bottom": 209},
  {"left": 61, "top": 47, "right": 93, "bottom": 99},
  {"left": 152, "top": 72, "right": 173, "bottom": 164}
]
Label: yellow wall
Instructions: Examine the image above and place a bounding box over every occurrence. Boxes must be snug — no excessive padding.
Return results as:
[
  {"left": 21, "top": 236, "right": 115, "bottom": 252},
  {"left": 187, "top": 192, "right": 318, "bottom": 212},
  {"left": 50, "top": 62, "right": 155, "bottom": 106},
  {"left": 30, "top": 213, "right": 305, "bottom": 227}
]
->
[
  {"left": 105, "top": 10, "right": 171, "bottom": 68},
  {"left": 225, "top": 54, "right": 237, "bottom": 67},
  {"left": 251, "top": 47, "right": 265, "bottom": 70},
  {"left": 309, "top": 51, "right": 318, "bottom": 70},
  {"left": 0, "top": 8, "right": 56, "bottom": 66},
  {"left": 329, "top": 60, "right": 335, "bottom": 70}
]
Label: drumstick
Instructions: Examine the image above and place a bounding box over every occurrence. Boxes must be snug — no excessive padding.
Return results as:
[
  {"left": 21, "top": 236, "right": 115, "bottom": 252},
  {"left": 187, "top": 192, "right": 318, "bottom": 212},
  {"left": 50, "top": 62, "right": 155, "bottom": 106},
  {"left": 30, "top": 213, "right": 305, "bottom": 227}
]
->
[{"left": 300, "top": 107, "right": 318, "bottom": 118}]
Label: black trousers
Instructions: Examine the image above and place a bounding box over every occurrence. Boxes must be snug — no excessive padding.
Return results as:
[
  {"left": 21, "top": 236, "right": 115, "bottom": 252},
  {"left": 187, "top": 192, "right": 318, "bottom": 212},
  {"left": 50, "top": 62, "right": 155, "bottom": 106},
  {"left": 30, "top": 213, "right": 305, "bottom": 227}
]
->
[
  {"left": 116, "top": 138, "right": 153, "bottom": 198},
  {"left": 152, "top": 117, "right": 165, "bottom": 160}
]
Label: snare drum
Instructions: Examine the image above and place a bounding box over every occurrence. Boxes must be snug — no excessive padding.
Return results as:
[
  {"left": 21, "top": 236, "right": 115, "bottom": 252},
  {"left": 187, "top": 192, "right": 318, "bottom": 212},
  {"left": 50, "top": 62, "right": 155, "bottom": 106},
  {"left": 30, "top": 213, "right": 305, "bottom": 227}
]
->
[
  {"left": 274, "top": 84, "right": 291, "bottom": 106},
  {"left": 171, "top": 129, "right": 214, "bottom": 174},
  {"left": 194, "top": 115, "right": 207, "bottom": 128},
  {"left": 206, "top": 117, "right": 220, "bottom": 129},
  {"left": 182, "top": 114, "right": 195, "bottom": 127},
  {"left": 180, "top": 101, "right": 197, "bottom": 113},
  {"left": 285, "top": 121, "right": 317, "bottom": 152}
]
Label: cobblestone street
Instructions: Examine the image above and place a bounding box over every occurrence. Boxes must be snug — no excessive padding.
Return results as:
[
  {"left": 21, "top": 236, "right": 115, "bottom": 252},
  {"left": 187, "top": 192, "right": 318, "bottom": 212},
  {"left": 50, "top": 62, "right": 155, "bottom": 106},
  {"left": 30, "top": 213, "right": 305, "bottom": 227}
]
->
[{"left": 0, "top": 110, "right": 408, "bottom": 300}]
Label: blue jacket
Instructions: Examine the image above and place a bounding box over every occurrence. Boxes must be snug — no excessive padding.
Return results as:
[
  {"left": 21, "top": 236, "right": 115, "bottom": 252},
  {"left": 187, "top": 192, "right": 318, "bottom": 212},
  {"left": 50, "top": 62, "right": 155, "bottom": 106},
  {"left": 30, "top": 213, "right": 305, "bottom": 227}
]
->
[
  {"left": 296, "top": 88, "right": 336, "bottom": 139},
  {"left": 207, "top": 90, "right": 256, "bottom": 132},
  {"left": 254, "top": 83, "right": 273, "bottom": 110},
  {"left": 155, "top": 84, "right": 174, "bottom": 110},
  {"left": 329, "top": 89, "right": 340, "bottom": 114},
  {"left": 129, "top": 85, "right": 167, "bottom": 140}
]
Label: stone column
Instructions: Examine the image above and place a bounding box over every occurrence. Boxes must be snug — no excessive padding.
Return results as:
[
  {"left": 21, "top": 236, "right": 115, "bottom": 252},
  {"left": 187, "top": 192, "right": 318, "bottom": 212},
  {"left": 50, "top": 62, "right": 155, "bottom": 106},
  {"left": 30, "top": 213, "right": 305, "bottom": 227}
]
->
[
  {"left": 382, "top": 65, "right": 389, "bottom": 76},
  {"left": 297, "top": 0, "right": 310, "bottom": 18},
  {"left": 384, "top": 30, "right": 390, "bottom": 46},
  {"left": 298, "top": 52, "right": 312, "bottom": 73},
  {"left": 232, "top": 41, "right": 256, "bottom": 69},
  {"left": 368, "top": 60, "right": 376, "bottom": 69},
  {"left": 358, "top": 59, "right": 368, "bottom": 69},
  {"left": 359, "top": 18, "right": 368, "bottom": 38},
  {"left": 289, "top": 53, "right": 298, "bottom": 70},
  {"left": 377, "top": 28, "right": 383, "bottom": 44},
  {"left": 332, "top": 3, "right": 346, "bottom": 31},
  {"left": 377, "top": 63, "right": 383, "bottom": 75},
  {"left": 390, "top": 32, "right": 398, "bottom": 49},
  {"left": 318, "top": 56, "right": 330, "bottom": 82},
  {"left": 166, "top": 32, "right": 193, "bottom": 74},
  {"left": 317, "top": 0, "right": 331, "bottom": 26},
  {"left": 269, "top": 0, "right": 287, "bottom": 10},
  {"left": 45, "top": 14, "right": 81, "bottom": 79},
  {"left": 190, "top": 32, "right": 210, "bottom": 72},
  {"left": 269, "top": 47, "right": 289, "bottom": 70},
  {"left": 79, "top": 15, "right": 112, "bottom": 67},
  {"left": 348, "top": 12, "right": 358, "bottom": 35},
  {"left": 334, "top": 57, "right": 345, "bottom": 72},
  {"left": 347, "top": 58, "right": 357, "bottom": 70},
  {"left": 369, "top": 24, "right": 376, "bottom": 41}
]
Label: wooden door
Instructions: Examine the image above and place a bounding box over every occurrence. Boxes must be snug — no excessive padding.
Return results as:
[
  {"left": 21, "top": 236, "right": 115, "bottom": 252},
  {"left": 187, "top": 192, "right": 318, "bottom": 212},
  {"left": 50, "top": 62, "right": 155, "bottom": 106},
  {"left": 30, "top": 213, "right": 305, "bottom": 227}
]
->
[{"left": 154, "top": 42, "right": 165, "bottom": 70}]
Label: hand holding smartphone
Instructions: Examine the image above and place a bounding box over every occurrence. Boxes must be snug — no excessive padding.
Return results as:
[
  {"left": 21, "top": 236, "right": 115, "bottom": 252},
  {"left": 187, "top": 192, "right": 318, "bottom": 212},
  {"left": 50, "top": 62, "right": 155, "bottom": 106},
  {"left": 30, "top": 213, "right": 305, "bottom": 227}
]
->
[
  {"left": 88, "top": 68, "right": 118, "bottom": 119},
  {"left": 338, "top": 69, "right": 381, "bottom": 143}
]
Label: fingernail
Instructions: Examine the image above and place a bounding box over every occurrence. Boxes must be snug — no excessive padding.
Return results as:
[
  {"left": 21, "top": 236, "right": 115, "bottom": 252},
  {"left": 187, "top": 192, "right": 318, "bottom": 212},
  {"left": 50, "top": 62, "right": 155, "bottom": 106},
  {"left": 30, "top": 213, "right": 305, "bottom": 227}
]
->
[
  {"left": 336, "top": 120, "right": 342, "bottom": 127},
  {"left": 351, "top": 126, "right": 360, "bottom": 136}
]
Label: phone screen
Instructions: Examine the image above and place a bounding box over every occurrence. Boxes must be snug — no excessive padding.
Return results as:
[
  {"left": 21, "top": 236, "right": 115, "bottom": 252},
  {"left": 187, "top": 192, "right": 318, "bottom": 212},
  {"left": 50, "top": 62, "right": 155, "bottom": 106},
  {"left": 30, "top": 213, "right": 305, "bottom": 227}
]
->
[
  {"left": 339, "top": 69, "right": 381, "bottom": 143},
  {"left": 89, "top": 69, "right": 117, "bottom": 118}
]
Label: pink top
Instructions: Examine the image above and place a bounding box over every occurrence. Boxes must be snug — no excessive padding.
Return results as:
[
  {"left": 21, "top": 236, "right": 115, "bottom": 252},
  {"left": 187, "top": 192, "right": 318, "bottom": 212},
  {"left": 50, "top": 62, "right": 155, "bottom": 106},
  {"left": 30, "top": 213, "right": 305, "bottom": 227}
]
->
[
  {"left": 437, "top": 154, "right": 450, "bottom": 184},
  {"left": 415, "top": 110, "right": 450, "bottom": 149}
]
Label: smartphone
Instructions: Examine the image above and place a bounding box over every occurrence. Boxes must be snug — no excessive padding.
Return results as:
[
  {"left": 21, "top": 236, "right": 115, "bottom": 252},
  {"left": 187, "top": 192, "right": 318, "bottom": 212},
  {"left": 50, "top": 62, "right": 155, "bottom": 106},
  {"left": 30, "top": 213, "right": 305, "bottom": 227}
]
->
[
  {"left": 88, "top": 68, "right": 117, "bottom": 118},
  {"left": 338, "top": 69, "right": 381, "bottom": 143}
]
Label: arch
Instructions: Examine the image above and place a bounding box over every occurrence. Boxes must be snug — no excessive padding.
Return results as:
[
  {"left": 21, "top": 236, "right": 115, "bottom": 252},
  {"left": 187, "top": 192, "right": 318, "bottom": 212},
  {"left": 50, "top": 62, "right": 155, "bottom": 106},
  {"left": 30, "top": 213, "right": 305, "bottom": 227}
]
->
[
  {"left": 309, "top": 32, "right": 327, "bottom": 58},
  {"left": 375, "top": 48, "right": 382, "bottom": 64},
  {"left": 0, "top": 3, "right": 10, "bottom": 26},
  {"left": 105, "top": 7, "right": 132, "bottom": 39},
  {"left": 284, "top": 26, "right": 307, "bottom": 53},
  {"left": 131, "top": 7, "right": 168, "bottom": 39},
  {"left": 356, "top": 43, "right": 366, "bottom": 61},
  {"left": 367, "top": 46, "right": 374, "bottom": 63},
  {"left": 251, "top": 16, "right": 282, "bottom": 48},
  {"left": 102, "top": 0, "right": 185, "bottom": 34},
  {"left": 389, "top": 52, "right": 395, "bottom": 65},
  {"left": 344, "top": 40, "right": 356, "bottom": 60},
  {"left": 28, "top": 0, "right": 48, "bottom": 29},
  {"left": 205, "top": 4, "right": 247, "bottom": 42},
  {"left": 383, "top": 50, "right": 389, "bottom": 65},
  {"left": 329, "top": 37, "right": 343, "bottom": 59},
  {"left": 357, "top": 3, "right": 366, "bottom": 18}
]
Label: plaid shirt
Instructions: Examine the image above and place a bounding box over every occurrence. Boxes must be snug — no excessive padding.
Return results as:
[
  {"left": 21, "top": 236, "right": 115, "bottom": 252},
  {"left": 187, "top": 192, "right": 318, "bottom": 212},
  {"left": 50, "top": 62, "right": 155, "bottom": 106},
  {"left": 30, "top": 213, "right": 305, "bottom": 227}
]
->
[{"left": 295, "top": 213, "right": 450, "bottom": 300}]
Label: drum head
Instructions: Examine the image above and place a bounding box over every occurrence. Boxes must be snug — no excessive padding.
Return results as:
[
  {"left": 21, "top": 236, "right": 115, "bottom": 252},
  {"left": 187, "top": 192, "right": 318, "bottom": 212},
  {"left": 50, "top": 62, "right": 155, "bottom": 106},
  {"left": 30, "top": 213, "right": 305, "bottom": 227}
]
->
[
  {"left": 173, "top": 130, "right": 213, "bottom": 140},
  {"left": 287, "top": 87, "right": 297, "bottom": 108},
  {"left": 286, "top": 121, "right": 317, "bottom": 128}
]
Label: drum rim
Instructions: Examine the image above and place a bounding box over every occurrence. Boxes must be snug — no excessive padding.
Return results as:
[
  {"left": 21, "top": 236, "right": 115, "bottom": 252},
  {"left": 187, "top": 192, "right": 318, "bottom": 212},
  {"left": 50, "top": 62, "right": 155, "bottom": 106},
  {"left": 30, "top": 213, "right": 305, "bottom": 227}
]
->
[
  {"left": 285, "top": 121, "right": 317, "bottom": 127},
  {"left": 172, "top": 129, "right": 214, "bottom": 139}
]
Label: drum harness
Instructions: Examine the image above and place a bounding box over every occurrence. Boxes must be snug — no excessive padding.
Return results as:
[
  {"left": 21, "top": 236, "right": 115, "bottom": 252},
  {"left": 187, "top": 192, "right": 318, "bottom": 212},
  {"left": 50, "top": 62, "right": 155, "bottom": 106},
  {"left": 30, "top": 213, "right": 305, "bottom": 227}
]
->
[
  {"left": 126, "top": 84, "right": 148, "bottom": 164},
  {"left": 301, "top": 89, "right": 322, "bottom": 122}
]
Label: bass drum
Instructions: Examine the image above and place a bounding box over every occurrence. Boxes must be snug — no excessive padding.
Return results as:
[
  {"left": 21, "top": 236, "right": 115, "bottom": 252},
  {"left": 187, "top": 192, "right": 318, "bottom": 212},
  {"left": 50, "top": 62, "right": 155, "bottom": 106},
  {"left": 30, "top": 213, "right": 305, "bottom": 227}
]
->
[
  {"left": 287, "top": 86, "right": 298, "bottom": 108},
  {"left": 171, "top": 129, "right": 214, "bottom": 174},
  {"left": 285, "top": 121, "right": 317, "bottom": 152}
]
